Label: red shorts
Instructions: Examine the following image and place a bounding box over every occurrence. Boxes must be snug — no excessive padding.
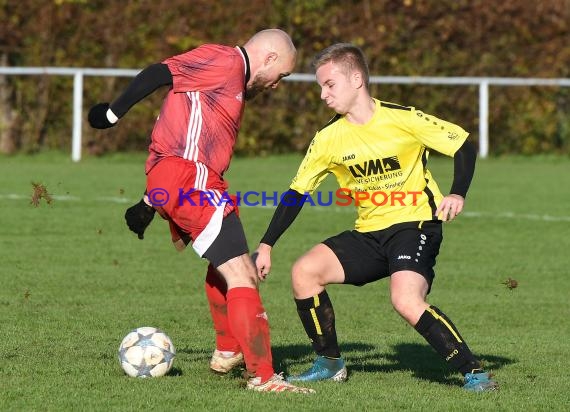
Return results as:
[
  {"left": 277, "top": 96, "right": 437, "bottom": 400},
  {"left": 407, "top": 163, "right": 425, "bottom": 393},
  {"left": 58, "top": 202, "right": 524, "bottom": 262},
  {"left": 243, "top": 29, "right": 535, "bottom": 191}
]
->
[{"left": 146, "top": 157, "right": 238, "bottom": 256}]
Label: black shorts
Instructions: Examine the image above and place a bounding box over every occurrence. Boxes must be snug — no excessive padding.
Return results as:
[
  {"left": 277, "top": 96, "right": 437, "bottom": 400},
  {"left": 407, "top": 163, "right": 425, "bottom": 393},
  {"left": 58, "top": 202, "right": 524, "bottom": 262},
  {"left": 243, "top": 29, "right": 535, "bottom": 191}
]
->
[
  {"left": 322, "top": 220, "right": 443, "bottom": 291},
  {"left": 202, "top": 211, "right": 249, "bottom": 268}
]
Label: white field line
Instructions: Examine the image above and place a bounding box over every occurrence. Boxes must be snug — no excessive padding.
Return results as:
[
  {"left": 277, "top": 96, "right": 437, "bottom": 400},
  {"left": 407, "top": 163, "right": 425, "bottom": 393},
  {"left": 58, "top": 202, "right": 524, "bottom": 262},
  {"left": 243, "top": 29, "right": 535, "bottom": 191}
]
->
[{"left": 2, "top": 193, "right": 569, "bottom": 222}]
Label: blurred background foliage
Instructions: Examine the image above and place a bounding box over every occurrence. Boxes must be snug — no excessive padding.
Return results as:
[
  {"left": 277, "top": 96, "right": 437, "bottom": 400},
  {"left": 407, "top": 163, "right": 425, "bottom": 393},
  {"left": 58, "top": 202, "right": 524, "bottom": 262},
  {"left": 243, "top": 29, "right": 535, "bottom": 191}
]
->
[{"left": 0, "top": 0, "right": 568, "bottom": 156}]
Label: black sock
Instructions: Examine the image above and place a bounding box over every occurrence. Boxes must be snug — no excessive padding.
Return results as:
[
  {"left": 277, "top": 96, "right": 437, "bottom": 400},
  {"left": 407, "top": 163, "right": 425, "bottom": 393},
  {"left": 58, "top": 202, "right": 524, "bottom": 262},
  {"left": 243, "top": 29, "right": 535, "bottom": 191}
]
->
[
  {"left": 294, "top": 290, "right": 341, "bottom": 358},
  {"left": 414, "top": 306, "right": 482, "bottom": 375}
]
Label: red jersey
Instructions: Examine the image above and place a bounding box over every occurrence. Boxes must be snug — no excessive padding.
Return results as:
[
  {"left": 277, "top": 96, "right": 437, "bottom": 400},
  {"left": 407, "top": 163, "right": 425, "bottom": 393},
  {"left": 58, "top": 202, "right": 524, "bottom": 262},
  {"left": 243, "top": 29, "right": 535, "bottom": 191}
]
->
[{"left": 145, "top": 44, "right": 248, "bottom": 177}]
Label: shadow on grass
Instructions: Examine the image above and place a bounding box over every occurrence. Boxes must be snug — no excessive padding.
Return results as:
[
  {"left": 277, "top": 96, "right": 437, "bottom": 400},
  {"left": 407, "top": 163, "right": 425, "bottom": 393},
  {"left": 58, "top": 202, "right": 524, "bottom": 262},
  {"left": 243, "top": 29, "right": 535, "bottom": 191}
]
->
[
  {"left": 272, "top": 342, "right": 514, "bottom": 387},
  {"left": 176, "top": 341, "right": 514, "bottom": 386},
  {"left": 167, "top": 367, "right": 184, "bottom": 376}
]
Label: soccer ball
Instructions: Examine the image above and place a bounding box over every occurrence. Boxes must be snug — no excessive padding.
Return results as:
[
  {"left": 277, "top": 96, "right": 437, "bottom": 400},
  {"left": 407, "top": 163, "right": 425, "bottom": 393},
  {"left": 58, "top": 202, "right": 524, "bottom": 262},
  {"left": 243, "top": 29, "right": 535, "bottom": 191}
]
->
[{"left": 118, "top": 326, "right": 176, "bottom": 378}]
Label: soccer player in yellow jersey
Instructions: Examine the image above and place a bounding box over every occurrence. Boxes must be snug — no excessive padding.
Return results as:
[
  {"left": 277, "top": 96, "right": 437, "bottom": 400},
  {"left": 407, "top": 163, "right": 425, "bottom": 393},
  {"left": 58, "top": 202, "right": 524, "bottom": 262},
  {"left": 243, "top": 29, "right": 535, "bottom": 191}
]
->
[{"left": 254, "top": 43, "right": 498, "bottom": 392}]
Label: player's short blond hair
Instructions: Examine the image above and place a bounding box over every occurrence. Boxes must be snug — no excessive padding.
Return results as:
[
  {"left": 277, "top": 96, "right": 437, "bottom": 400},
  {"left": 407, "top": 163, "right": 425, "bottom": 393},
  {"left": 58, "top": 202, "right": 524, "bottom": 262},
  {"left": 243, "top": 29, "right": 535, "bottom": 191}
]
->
[{"left": 312, "top": 43, "right": 369, "bottom": 87}]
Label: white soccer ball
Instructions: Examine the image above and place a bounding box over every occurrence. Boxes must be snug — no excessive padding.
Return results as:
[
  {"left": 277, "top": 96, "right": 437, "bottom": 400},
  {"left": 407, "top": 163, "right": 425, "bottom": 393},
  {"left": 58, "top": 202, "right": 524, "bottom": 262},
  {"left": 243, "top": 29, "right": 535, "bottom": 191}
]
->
[{"left": 118, "top": 326, "right": 176, "bottom": 378}]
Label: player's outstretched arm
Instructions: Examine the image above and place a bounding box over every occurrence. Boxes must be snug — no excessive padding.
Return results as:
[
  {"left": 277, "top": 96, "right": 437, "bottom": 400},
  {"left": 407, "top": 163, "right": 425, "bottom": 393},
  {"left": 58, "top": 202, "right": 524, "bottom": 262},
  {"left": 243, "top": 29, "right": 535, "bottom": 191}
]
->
[
  {"left": 436, "top": 140, "right": 476, "bottom": 222},
  {"left": 88, "top": 63, "right": 173, "bottom": 129}
]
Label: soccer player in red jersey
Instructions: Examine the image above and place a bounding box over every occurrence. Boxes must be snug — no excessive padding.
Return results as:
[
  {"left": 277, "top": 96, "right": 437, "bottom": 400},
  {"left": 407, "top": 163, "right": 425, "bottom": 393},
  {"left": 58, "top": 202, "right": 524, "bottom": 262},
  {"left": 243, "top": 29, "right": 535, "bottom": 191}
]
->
[{"left": 88, "top": 29, "right": 313, "bottom": 393}]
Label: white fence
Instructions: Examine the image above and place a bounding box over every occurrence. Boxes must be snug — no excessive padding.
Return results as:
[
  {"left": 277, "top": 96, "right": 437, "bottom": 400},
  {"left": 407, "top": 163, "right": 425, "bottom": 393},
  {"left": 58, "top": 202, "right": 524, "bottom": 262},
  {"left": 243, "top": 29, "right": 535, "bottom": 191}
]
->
[{"left": 1, "top": 67, "right": 569, "bottom": 161}]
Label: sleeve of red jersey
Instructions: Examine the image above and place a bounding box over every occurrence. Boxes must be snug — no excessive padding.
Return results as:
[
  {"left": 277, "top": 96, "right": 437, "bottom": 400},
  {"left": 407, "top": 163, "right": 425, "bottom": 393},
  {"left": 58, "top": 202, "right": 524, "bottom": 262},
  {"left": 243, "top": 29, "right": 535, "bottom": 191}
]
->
[{"left": 162, "top": 45, "right": 242, "bottom": 93}]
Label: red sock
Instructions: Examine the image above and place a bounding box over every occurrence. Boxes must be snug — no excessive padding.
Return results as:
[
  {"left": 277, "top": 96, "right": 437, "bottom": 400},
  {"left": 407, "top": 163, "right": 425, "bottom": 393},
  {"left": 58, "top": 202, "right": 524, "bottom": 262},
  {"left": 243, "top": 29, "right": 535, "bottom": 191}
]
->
[
  {"left": 226, "top": 287, "right": 274, "bottom": 382},
  {"left": 204, "top": 265, "right": 240, "bottom": 353}
]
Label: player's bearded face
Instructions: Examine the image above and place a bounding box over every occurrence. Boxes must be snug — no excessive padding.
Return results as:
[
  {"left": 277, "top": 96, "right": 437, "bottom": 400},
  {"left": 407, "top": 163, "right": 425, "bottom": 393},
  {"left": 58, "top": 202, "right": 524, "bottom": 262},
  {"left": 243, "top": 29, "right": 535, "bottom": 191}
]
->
[
  {"left": 245, "top": 72, "right": 276, "bottom": 100},
  {"left": 245, "top": 74, "right": 267, "bottom": 100},
  {"left": 246, "top": 56, "right": 294, "bottom": 100}
]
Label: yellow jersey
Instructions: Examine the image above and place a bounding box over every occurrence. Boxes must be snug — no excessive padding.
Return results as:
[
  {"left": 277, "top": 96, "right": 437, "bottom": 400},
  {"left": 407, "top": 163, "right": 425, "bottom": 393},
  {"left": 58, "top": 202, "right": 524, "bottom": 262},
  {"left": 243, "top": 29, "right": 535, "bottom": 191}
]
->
[{"left": 290, "top": 99, "right": 469, "bottom": 232}]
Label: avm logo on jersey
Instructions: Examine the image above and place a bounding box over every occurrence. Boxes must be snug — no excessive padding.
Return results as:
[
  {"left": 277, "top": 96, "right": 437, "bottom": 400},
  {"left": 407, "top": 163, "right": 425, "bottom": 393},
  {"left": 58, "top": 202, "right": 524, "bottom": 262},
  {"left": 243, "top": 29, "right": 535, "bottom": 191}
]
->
[
  {"left": 348, "top": 156, "right": 402, "bottom": 178},
  {"left": 147, "top": 187, "right": 423, "bottom": 208}
]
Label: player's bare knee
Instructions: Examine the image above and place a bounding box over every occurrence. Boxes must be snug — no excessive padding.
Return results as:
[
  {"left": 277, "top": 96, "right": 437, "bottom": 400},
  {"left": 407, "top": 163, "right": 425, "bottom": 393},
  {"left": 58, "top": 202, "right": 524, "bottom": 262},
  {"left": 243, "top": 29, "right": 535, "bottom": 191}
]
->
[
  {"left": 291, "top": 258, "right": 320, "bottom": 292},
  {"left": 235, "top": 256, "right": 259, "bottom": 286},
  {"left": 391, "top": 295, "right": 427, "bottom": 325},
  {"left": 216, "top": 254, "right": 259, "bottom": 288},
  {"left": 391, "top": 295, "right": 414, "bottom": 323},
  {"left": 292, "top": 256, "right": 320, "bottom": 280},
  {"left": 226, "top": 270, "right": 258, "bottom": 289}
]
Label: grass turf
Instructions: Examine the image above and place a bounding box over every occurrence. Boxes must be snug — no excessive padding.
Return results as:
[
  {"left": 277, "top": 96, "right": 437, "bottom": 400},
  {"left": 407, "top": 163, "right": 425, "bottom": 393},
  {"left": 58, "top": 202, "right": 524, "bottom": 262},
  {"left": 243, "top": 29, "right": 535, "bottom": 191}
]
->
[{"left": 0, "top": 152, "right": 569, "bottom": 411}]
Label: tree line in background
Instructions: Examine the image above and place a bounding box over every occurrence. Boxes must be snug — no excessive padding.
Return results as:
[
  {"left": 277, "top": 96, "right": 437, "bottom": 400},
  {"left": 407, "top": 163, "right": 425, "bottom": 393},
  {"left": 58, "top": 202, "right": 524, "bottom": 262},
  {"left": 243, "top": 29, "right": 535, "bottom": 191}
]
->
[{"left": 0, "top": 0, "right": 569, "bottom": 156}]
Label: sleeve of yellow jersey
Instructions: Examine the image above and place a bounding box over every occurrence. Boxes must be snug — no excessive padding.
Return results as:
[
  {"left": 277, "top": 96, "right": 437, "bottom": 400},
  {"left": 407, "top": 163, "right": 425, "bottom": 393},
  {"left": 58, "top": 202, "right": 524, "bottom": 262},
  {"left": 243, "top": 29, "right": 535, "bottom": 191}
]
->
[
  {"left": 408, "top": 108, "right": 469, "bottom": 156},
  {"left": 289, "top": 132, "right": 332, "bottom": 194}
]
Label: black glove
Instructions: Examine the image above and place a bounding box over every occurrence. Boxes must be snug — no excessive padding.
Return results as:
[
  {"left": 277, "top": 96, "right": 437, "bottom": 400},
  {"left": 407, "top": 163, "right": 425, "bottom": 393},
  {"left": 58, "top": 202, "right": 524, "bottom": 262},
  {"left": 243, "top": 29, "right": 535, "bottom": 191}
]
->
[
  {"left": 88, "top": 103, "right": 116, "bottom": 129},
  {"left": 124, "top": 198, "right": 156, "bottom": 239}
]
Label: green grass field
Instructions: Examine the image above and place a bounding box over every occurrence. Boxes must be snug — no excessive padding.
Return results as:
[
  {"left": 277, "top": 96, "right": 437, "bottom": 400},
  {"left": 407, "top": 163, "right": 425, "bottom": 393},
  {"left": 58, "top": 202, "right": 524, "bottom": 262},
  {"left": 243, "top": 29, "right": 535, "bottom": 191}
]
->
[{"left": 1, "top": 152, "right": 569, "bottom": 411}]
